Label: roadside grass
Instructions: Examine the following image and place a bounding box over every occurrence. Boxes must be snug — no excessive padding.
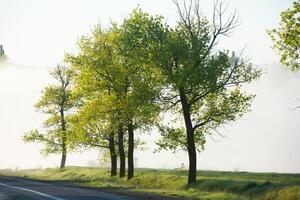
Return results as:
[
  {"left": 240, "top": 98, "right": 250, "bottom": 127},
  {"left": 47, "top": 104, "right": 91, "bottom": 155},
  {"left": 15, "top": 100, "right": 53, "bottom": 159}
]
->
[{"left": 0, "top": 167, "right": 299, "bottom": 200}]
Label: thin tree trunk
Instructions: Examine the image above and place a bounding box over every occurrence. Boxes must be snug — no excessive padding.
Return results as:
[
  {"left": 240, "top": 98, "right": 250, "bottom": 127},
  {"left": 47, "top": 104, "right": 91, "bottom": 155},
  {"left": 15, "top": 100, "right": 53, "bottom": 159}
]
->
[
  {"left": 118, "top": 126, "right": 126, "bottom": 178},
  {"left": 179, "top": 89, "right": 197, "bottom": 184},
  {"left": 60, "top": 107, "right": 67, "bottom": 169},
  {"left": 109, "top": 135, "right": 117, "bottom": 176},
  {"left": 127, "top": 122, "right": 134, "bottom": 180},
  {"left": 60, "top": 142, "right": 67, "bottom": 169}
]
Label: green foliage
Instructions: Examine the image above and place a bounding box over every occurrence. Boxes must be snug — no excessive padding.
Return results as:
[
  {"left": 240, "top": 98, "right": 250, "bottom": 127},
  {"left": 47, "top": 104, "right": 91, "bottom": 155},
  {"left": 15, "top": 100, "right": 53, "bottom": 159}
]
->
[
  {"left": 23, "top": 2, "right": 262, "bottom": 184},
  {"left": 65, "top": 21, "right": 161, "bottom": 152},
  {"left": 157, "top": 87, "right": 255, "bottom": 152},
  {"left": 268, "top": 0, "right": 300, "bottom": 70},
  {"left": 23, "top": 65, "right": 78, "bottom": 155},
  {"left": 63, "top": 5, "right": 261, "bottom": 183},
  {"left": 23, "top": 129, "right": 62, "bottom": 155},
  {"left": 122, "top": 7, "right": 261, "bottom": 153},
  {"left": 156, "top": 125, "right": 189, "bottom": 152},
  {"left": 68, "top": 95, "right": 115, "bottom": 150}
]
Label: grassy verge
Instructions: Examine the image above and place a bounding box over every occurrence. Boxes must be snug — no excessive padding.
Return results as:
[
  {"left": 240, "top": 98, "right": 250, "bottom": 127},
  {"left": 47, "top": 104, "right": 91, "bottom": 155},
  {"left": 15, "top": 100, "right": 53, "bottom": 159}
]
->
[{"left": 1, "top": 167, "right": 299, "bottom": 200}]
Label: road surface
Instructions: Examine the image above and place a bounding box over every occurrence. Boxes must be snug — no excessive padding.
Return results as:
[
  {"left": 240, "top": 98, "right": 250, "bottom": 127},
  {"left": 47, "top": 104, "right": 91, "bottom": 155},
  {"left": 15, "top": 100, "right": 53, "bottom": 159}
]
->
[{"left": 0, "top": 176, "right": 136, "bottom": 200}]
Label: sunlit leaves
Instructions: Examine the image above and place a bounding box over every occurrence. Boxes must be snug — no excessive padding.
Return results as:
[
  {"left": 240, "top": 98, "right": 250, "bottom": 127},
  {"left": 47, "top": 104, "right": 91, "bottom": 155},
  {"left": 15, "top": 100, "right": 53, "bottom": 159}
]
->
[
  {"left": 23, "top": 65, "right": 78, "bottom": 155},
  {"left": 122, "top": 7, "right": 261, "bottom": 153},
  {"left": 268, "top": 1, "right": 300, "bottom": 70}
]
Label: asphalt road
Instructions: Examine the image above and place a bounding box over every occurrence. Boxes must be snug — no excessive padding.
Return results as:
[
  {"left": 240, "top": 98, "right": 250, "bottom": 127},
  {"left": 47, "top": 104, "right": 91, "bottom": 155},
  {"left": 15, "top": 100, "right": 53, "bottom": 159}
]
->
[{"left": 0, "top": 176, "right": 136, "bottom": 200}]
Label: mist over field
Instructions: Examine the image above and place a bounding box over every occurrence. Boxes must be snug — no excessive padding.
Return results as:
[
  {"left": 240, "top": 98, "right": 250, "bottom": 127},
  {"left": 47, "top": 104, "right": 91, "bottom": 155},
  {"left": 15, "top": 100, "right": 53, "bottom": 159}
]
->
[
  {"left": 0, "top": 0, "right": 299, "bottom": 199},
  {"left": 0, "top": 61, "right": 299, "bottom": 172}
]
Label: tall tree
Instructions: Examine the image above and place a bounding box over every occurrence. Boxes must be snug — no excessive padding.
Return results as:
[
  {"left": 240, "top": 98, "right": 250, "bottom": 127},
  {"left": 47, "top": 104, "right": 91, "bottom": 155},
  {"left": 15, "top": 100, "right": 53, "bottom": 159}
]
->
[
  {"left": 117, "top": 21, "right": 162, "bottom": 179},
  {"left": 66, "top": 23, "right": 161, "bottom": 179},
  {"left": 23, "top": 65, "right": 78, "bottom": 169},
  {"left": 120, "top": 2, "right": 261, "bottom": 184},
  {"left": 268, "top": 0, "right": 300, "bottom": 70},
  {"left": 66, "top": 25, "right": 129, "bottom": 177}
]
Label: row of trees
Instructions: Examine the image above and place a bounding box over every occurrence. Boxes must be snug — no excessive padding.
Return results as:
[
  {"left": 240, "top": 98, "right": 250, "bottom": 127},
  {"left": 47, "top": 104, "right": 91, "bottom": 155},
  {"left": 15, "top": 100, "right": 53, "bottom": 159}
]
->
[{"left": 23, "top": 0, "right": 261, "bottom": 184}]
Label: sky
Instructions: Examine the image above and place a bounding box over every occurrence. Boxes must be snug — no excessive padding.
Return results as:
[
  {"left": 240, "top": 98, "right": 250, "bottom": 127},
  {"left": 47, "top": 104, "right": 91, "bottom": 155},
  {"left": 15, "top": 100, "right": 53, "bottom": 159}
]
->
[{"left": 0, "top": 0, "right": 299, "bottom": 173}]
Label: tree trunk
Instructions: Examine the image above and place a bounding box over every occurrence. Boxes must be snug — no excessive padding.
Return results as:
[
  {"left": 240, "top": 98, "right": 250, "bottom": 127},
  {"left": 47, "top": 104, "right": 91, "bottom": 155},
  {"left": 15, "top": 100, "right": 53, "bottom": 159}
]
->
[
  {"left": 127, "top": 122, "right": 134, "bottom": 180},
  {"left": 118, "top": 126, "right": 126, "bottom": 178},
  {"left": 179, "top": 89, "right": 197, "bottom": 184},
  {"left": 60, "top": 142, "right": 67, "bottom": 169},
  {"left": 60, "top": 108, "right": 67, "bottom": 169},
  {"left": 109, "top": 135, "right": 117, "bottom": 176}
]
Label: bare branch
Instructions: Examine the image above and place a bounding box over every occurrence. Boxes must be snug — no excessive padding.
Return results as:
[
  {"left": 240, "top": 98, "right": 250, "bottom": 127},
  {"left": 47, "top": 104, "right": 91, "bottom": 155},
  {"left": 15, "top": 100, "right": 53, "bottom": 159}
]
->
[
  {"left": 205, "top": 0, "right": 239, "bottom": 57},
  {"left": 289, "top": 106, "right": 300, "bottom": 111},
  {"left": 210, "top": 127, "right": 226, "bottom": 138},
  {"left": 293, "top": 94, "right": 300, "bottom": 102},
  {"left": 208, "top": 127, "right": 228, "bottom": 142},
  {"left": 81, "top": 142, "right": 109, "bottom": 149}
]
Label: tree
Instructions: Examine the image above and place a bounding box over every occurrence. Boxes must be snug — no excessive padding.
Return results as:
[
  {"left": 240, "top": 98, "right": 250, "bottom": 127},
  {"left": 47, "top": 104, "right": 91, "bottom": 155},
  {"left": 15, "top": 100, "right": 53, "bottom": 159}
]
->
[
  {"left": 111, "top": 20, "right": 162, "bottom": 179},
  {"left": 66, "top": 23, "right": 161, "bottom": 179},
  {"left": 268, "top": 0, "right": 300, "bottom": 70},
  {"left": 23, "top": 65, "right": 78, "bottom": 169},
  {"left": 66, "top": 25, "right": 129, "bottom": 177},
  {"left": 0, "top": 45, "right": 4, "bottom": 57},
  {"left": 120, "top": 1, "right": 261, "bottom": 184},
  {"left": 70, "top": 97, "right": 119, "bottom": 176},
  {"left": 0, "top": 45, "right": 7, "bottom": 61}
]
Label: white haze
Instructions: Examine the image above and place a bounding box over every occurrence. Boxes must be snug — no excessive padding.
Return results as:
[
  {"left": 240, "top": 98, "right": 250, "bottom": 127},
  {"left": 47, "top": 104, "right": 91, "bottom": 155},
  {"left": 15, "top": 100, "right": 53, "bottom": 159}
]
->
[
  {"left": 0, "top": 61, "right": 299, "bottom": 173},
  {"left": 0, "top": 0, "right": 299, "bottom": 172}
]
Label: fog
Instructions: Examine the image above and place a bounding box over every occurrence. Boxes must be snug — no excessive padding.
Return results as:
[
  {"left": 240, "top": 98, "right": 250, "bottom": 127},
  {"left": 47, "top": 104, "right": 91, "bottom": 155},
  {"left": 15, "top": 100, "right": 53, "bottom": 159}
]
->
[
  {"left": 0, "top": 0, "right": 298, "bottom": 172},
  {"left": 0, "top": 61, "right": 299, "bottom": 172}
]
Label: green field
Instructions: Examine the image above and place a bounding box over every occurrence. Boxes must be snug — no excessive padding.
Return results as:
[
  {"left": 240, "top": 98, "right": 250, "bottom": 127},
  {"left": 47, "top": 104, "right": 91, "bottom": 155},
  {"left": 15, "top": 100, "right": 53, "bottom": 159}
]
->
[{"left": 1, "top": 167, "right": 300, "bottom": 200}]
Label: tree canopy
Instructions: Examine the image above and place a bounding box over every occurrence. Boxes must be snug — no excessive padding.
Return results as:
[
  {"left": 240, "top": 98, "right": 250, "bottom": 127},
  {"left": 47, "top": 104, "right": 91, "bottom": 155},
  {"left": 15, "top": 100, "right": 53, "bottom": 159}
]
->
[
  {"left": 24, "top": 0, "right": 261, "bottom": 184},
  {"left": 268, "top": 0, "right": 300, "bottom": 70},
  {"left": 65, "top": 23, "right": 161, "bottom": 179},
  {"left": 119, "top": 2, "right": 261, "bottom": 184},
  {"left": 23, "top": 65, "right": 78, "bottom": 168}
]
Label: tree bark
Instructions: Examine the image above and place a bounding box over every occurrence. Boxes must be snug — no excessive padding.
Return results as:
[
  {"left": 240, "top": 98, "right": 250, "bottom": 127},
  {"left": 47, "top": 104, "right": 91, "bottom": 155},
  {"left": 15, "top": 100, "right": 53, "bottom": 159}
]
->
[
  {"left": 60, "top": 142, "right": 67, "bottom": 169},
  {"left": 60, "top": 145, "right": 67, "bottom": 169},
  {"left": 109, "top": 135, "right": 117, "bottom": 176},
  {"left": 118, "top": 126, "right": 126, "bottom": 178},
  {"left": 127, "top": 122, "right": 134, "bottom": 180},
  {"left": 179, "top": 89, "right": 197, "bottom": 184},
  {"left": 60, "top": 109, "right": 67, "bottom": 169}
]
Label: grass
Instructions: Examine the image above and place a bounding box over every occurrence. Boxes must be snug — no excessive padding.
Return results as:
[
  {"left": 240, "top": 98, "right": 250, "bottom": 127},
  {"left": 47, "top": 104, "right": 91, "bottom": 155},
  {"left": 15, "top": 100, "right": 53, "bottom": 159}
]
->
[{"left": 1, "top": 167, "right": 299, "bottom": 200}]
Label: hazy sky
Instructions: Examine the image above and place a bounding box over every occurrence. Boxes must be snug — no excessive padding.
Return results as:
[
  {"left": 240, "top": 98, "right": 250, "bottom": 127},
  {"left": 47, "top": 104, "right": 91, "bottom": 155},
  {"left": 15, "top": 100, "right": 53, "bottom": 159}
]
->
[{"left": 0, "top": 0, "right": 299, "bottom": 173}]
